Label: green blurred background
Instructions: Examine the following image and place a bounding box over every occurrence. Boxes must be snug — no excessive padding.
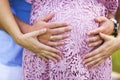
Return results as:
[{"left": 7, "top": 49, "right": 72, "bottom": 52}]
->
[{"left": 112, "top": 50, "right": 120, "bottom": 73}]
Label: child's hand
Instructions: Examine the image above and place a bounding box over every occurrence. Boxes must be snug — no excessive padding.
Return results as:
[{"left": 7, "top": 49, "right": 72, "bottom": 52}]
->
[{"left": 86, "top": 16, "right": 114, "bottom": 47}]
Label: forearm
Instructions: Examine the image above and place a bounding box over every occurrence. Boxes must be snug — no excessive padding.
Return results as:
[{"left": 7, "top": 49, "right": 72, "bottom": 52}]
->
[
  {"left": 115, "top": 7, "right": 120, "bottom": 21},
  {"left": 14, "top": 15, "right": 46, "bottom": 34},
  {"left": 116, "top": 8, "right": 120, "bottom": 37},
  {"left": 0, "top": 0, "right": 22, "bottom": 40},
  {"left": 14, "top": 15, "right": 30, "bottom": 33}
]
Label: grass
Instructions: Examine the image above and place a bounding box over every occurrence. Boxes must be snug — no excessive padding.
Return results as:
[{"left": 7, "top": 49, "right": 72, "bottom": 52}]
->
[{"left": 112, "top": 50, "right": 120, "bottom": 73}]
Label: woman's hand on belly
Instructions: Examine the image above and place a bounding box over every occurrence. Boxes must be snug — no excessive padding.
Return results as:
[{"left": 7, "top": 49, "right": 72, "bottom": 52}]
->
[
  {"left": 86, "top": 16, "right": 114, "bottom": 47},
  {"left": 83, "top": 33, "right": 119, "bottom": 68},
  {"left": 29, "top": 13, "right": 71, "bottom": 47},
  {"left": 21, "top": 13, "right": 71, "bottom": 62},
  {"left": 13, "top": 13, "right": 72, "bottom": 62}
]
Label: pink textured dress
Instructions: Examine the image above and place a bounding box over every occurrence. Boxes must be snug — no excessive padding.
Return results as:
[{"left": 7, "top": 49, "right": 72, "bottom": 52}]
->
[{"left": 22, "top": 0, "right": 118, "bottom": 80}]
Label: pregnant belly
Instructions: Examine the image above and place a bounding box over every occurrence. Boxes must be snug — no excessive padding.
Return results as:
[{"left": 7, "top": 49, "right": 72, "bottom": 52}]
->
[
  {"left": 30, "top": 6, "right": 102, "bottom": 56},
  {"left": 49, "top": 10, "right": 100, "bottom": 56}
]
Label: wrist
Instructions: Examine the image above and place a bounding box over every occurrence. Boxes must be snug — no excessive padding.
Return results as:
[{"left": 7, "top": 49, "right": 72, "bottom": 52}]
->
[
  {"left": 20, "top": 24, "right": 31, "bottom": 33},
  {"left": 12, "top": 32, "right": 24, "bottom": 45},
  {"left": 14, "top": 15, "right": 31, "bottom": 34},
  {"left": 115, "top": 37, "right": 120, "bottom": 49},
  {"left": 110, "top": 18, "right": 119, "bottom": 37}
]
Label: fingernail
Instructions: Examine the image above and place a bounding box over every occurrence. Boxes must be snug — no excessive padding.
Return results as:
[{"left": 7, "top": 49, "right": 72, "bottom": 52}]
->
[
  {"left": 87, "top": 32, "right": 90, "bottom": 36},
  {"left": 86, "top": 39, "right": 89, "bottom": 42},
  {"left": 83, "top": 61, "right": 85, "bottom": 65},
  {"left": 88, "top": 44, "right": 92, "bottom": 47},
  {"left": 84, "top": 64, "right": 88, "bottom": 67},
  {"left": 66, "top": 34, "right": 70, "bottom": 37},
  {"left": 57, "top": 57, "right": 62, "bottom": 62},
  {"left": 53, "top": 60, "right": 57, "bottom": 63},
  {"left": 61, "top": 42, "right": 65, "bottom": 45}
]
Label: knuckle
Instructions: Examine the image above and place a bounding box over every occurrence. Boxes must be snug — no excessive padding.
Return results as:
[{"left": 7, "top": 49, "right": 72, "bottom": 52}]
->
[
  {"left": 100, "top": 27, "right": 104, "bottom": 31},
  {"left": 91, "top": 57, "right": 96, "bottom": 61},
  {"left": 58, "top": 36, "right": 63, "bottom": 40},
  {"left": 93, "top": 37, "right": 97, "bottom": 41},
  {"left": 51, "top": 43, "right": 58, "bottom": 46},
  {"left": 50, "top": 36, "right": 54, "bottom": 40},
  {"left": 98, "top": 40, "right": 103, "bottom": 44},
  {"left": 97, "top": 36, "right": 101, "bottom": 39},
  {"left": 61, "top": 35, "right": 65, "bottom": 39},
  {"left": 54, "top": 23, "right": 58, "bottom": 26},
  {"left": 61, "top": 22, "right": 67, "bottom": 26},
  {"left": 65, "top": 27, "right": 70, "bottom": 31},
  {"left": 91, "top": 43, "right": 97, "bottom": 46},
  {"left": 51, "top": 53, "right": 55, "bottom": 56},
  {"left": 95, "top": 50, "right": 99, "bottom": 54},
  {"left": 95, "top": 42, "right": 100, "bottom": 45},
  {"left": 56, "top": 43, "right": 61, "bottom": 46},
  {"left": 101, "top": 52, "right": 106, "bottom": 56}
]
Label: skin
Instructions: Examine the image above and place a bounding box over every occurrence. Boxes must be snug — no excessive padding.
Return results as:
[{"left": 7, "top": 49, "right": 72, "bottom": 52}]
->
[
  {"left": 14, "top": 13, "right": 71, "bottom": 47},
  {"left": 0, "top": 0, "right": 114, "bottom": 62},
  {"left": 14, "top": 13, "right": 71, "bottom": 62},
  {"left": 86, "top": 12, "right": 114, "bottom": 47},
  {"left": 0, "top": 0, "right": 71, "bottom": 62},
  {"left": 83, "top": 9, "right": 120, "bottom": 68}
]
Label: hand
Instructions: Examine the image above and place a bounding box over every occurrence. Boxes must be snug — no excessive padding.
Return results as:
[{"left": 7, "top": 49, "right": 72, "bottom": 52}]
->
[
  {"left": 86, "top": 16, "right": 114, "bottom": 47},
  {"left": 16, "top": 13, "right": 71, "bottom": 62},
  {"left": 83, "top": 33, "right": 120, "bottom": 68},
  {"left": 28, "top": 13, "right": 71, "bottom": 47},
  {"left": 16, "top": 29, "right": 61, "bottom": 62}
]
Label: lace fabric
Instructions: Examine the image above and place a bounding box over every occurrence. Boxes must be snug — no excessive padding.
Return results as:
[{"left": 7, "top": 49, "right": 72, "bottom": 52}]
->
[{"left": 22, "top": 0, "right": 118, "bottom": 80}]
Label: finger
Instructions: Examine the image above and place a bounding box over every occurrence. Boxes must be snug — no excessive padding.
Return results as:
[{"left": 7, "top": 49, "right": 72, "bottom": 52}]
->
[
  {"left": 40, "top": 43, "right": 61, "bottom": 54},
  {"left": 92, "top": 60, "right": 104, "bottom": 68},
  {"left": 42, "top": 50, "right": 61, "bottom": 61},
  {"left": 83, "top": 54, "right": 104, "bottom": 66},
  {"left": 48, "top": 22, "right": 68, "bottom": 29},
  {"left": 84, "top": 57, "right": 103, "bottom": 68},
  {"left": 34, "top": 40, "right": 61, "bottom": 54},
  {"left": 94, "top": 16, "right": 107, "bottom": 23},
  {"left": 86, "top": 35, "right": 101, "bottom": 43},
  {"left": 37, "top": 52, "right": 48, "bottom": 61},
  {"left": 39, "top": 13, "right": 54, "bottom": 22},
  {"left": 83, "top": 46, "right": 104, "bottom": 59},
  {"left": 50, "top": 34, "right": 70, "bottom": 41},
  {"left": 99, "top": 33, "right": 114, "bottom": 41},
  {"left": 87, "top": 27, "right": 104, "bottom": 36},
  {"left": 42, "top": 53, "right": 58, "bottom": 62},
  {"left": 28, "top": 28, "right": 47, "bottom": 37},
  {"left": 50, "top": 27, "right": 71, "bottom": 35},
  {"left": 83, "top": 53, "right": 101, "bottom": 64},
  {"left": 88, "top": 40, "right": 103, "bottom": 47},
  {"left": 48, "top": 41, "right": 64, "bottom": 47}
]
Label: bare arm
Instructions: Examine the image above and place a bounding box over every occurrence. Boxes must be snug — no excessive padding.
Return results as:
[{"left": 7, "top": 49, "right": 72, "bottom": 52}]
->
[
  {"left": 116, "top": 8, "right": 120, "bottom": 36},
  {"left": 0, "top": 0, "right": 63, "bottom": 62},
  {"left": 0, "top": 0, "right": 22, "bottom": 39},
  {"left": 14, "top": 13, "right": 71, "bottom": 47}
]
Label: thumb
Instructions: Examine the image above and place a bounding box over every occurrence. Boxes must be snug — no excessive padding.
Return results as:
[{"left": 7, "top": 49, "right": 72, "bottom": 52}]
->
[
  {"left": 99, "top": 33, "right": 113, "bottom": 41},
  {"left": 94, "top": 16, "right": 107, "bottom": 23},
  {"left": 29, "top": 28, "right": 47, "bottom": 37}
]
